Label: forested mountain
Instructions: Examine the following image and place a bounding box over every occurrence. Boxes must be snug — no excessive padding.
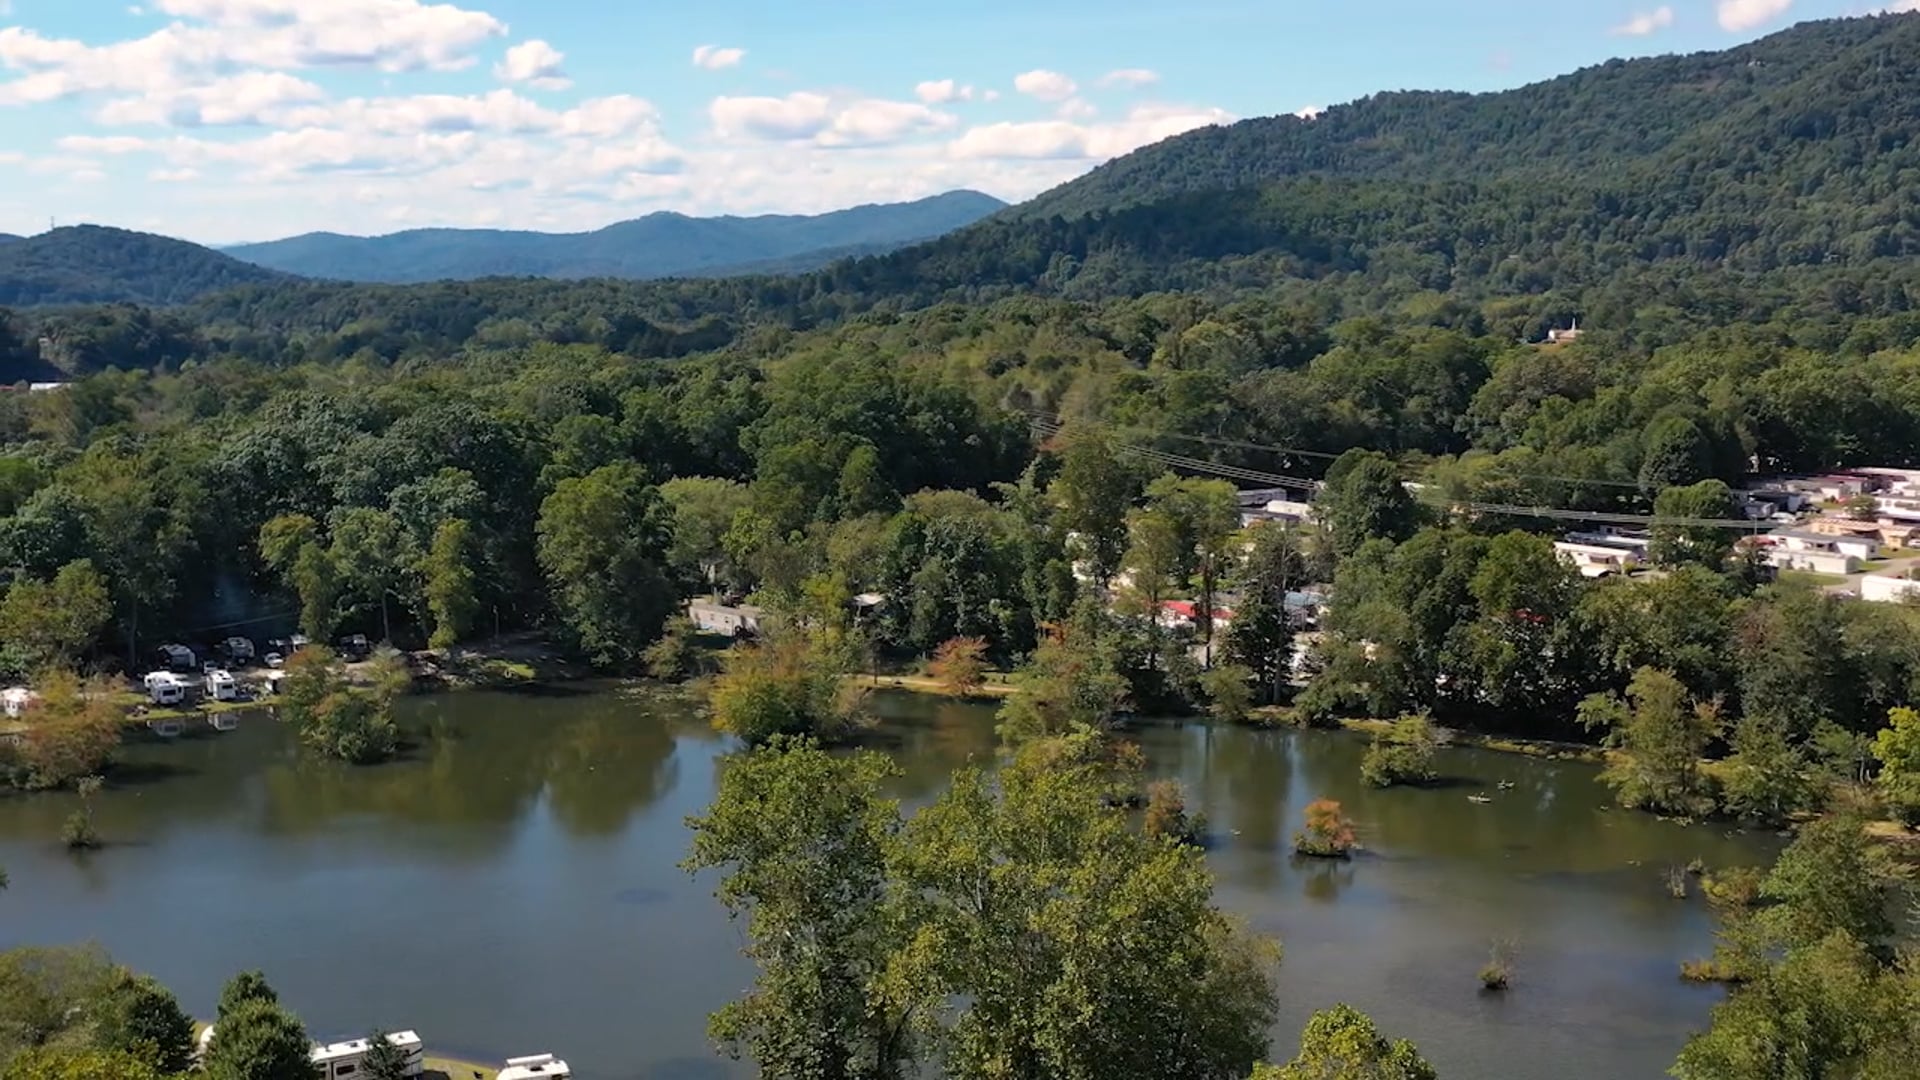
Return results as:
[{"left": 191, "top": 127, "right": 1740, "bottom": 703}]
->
[
  {"left": 0, "top": 226, "right": 292, "bottom": 307},
  {"left": 1014, "top": 13, "right": 1920, "bottom": 219},
  {"left": 222, "top": 191, "right": 1007, "bottom": 284}
]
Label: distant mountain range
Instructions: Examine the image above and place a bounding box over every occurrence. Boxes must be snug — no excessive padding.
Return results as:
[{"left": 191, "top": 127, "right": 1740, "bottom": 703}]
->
[{"left": 221, "top": 190, "right": 1007, "bottom": 284}]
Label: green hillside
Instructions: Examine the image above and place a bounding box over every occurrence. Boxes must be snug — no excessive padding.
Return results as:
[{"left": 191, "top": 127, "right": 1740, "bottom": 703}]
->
[{"left": 0, "top": 225, "right": 293, "bottom": 307}]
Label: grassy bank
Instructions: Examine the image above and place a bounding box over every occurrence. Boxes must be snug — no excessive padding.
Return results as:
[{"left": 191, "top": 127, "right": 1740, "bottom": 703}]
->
[
  {"left": 426, "top": 1056, "right": 498, "bottom": 1080},
  {"left": 855, "top": 672, "right": 1019, "bottom": 699}
]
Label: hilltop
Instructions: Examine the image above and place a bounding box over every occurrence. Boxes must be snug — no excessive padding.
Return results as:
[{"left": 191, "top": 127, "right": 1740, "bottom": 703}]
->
[
  {"left": 0, "top": 225, "right": 293, "bottom": 307},
  {"left": 222, "top": 190, "right": 1007, "bottom": 284}
]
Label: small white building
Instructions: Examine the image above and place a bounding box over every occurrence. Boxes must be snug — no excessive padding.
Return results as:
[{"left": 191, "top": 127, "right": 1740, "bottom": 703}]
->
[
  {"left": 1554, "top": 540, "right": 1643, "bottom": 578},
  {"left": 1546, "top": 321, "right": 1583, "bottom": 344},
  {"left": 311, "top": 1031, "right": 424, "bottom": 1079},
  {"left": 500, "top": 1054, "right": 572, "bottom": 1080},
  {"left": 1771, "top": 528, "right": 1876, "bottom": 563},
  {"left": 688, "top": 600, "right": 764, "bottom": 637}
]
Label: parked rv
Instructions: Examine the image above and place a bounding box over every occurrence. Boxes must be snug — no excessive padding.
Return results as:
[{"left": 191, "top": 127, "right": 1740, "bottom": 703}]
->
[
  {"left": 311, "top": 1031, "right": 424, "bottom": 1079},
  {"left": 143, "top": 671, "right": 188, "bottom": 706},
  {"left": 222, "top": 636, "right": 257, "bottom": 664},
  {"left": 501, "top": 1054, "right": 572, "bottom": 1080},
  {"left": 154, "top": 644, "right": 196, "bottom": 672},
  {"left": 205, "top": 669, "right": 240, "bottom": 702}
]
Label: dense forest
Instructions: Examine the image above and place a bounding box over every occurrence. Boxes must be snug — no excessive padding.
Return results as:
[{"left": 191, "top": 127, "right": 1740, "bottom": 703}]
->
[{"left": 0, "top": 227, "right": 291, "bottom": 308}]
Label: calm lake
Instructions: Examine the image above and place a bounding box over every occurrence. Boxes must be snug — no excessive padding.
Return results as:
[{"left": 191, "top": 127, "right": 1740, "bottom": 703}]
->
[{"left": 0, "top": 686, "right": 1779, "bottom": 1079}]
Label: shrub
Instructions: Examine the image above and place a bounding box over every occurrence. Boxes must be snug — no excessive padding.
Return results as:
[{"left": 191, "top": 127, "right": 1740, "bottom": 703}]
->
[
  {"left": 1293, "top": 798, "right": 1356, "bottom": 858},
  {"left": 1360, "top": 715, "right": 1440, "bottom": 788},
  {"left": 930, "top": 636, "right": 990, "bottom": 698}
]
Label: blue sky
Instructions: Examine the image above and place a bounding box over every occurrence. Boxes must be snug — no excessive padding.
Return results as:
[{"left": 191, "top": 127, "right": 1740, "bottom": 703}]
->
[{"left": 0, "top": 0, "right": 1908, "bottom": 243}]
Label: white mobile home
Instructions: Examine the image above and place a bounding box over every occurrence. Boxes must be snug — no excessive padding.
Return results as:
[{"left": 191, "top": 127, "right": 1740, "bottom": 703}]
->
[
  {"left": 688, "top": 600, "right": 764, "bottom": 637},
  {"left": 1864, "top": 572, "right": 1920, "bottom": 605},
  {"left": 500, "top": 1054, "right": 572, "bottom": 1080},
  {"left": 310, "top": 1031, "right": 425, "bottom": 1079},
  {"left": 1554, "top": 540, "right": 1643, "bottom": 578}
]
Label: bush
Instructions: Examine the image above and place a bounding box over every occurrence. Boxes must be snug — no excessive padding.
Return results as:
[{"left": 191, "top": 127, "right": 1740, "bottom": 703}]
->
[
  {"left": 60, "top": 809, "right": 98, "bottom": 850},
  {"left": 643, "top": 617, "right": 708, "bottom": 682},
  {"left": 1143, "top": 779, "right": 1205, "bottom": 847},
  {"left": 930, "top": 637, "right": 990, "bottom": 698},
  {"left": 708, "top": 628, "right": 867, "bottom": 745},
  {"left": 1293, "top": 798, "right": 1356, "bottom": 858},
  {"left": 1199, "top": 664, "right": 1255, "bottom": 724},
  {"left": 1479, "top": 941, "right": 1515, "bottom": 991},
  {"left": 1360, "top": 715, "right": 1440, "bottom": 788}
]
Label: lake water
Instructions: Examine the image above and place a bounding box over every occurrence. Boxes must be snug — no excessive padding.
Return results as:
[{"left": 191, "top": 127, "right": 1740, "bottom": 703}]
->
[{"left": 0, "top": 685, "right": 1779, "bottom": 1079}]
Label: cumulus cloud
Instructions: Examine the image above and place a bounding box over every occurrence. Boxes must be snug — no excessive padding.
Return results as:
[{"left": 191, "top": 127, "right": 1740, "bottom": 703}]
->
[
  {"left": 1096, "top": 68, "right": 1159, "bottom": 89},
  {"left": 1013, "top": 69, "right": 1077, "bottom": 102},
  {"left": 1716, "top": 0, "right": 1791, "bottom": 31},
  {"left": 495, "top": 40, "right": 570, "bottom": 91},
  {"left": 1612, "top": 6, "right": 1675, "bottom": 36},
  {"left": 949, "top": 101, "right": 1232, "bottom": 161},
  {"left": 0, "top": 0, "right": 506, "bottom": 109},
  {"left": 692, "top": 44, "right": 745, "bottom": 70},
  {"left": 710, "top": 92, "right": 953, "bottom": 146},
  {"left": 1056, "top": 98, "right": 1096, "bottom": 120},
  {"left": 915, "top": 78, "right": 975, "bottom": 104},
  {"left": 94, "top": 71, "right": 325, "bottom": 126},
  {"left": 1293, "top": 104, "right": 1325, "bottom": 120}
]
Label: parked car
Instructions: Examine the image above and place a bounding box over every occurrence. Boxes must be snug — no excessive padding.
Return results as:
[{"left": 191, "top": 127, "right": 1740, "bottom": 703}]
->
[
  {"left": 337, "top": 634, "right": 372, "bottom": 661},
  {"left": 264, "top": 653, "right": 285, "bottom": 669}
]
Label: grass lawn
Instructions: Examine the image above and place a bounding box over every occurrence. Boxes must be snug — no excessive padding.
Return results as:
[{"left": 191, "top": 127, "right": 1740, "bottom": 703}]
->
[
  {"left": 1778, "top": 569, "right": 1851, "bottom": 587},
  {"left": 426, "top": 1058, "right": 498, "bottom": 1080}
]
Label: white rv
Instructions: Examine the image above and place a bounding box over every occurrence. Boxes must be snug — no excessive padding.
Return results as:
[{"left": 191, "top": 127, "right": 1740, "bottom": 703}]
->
[
  {"left": 2, "top": 686, "right": 34, "bottom": 718},
  {"left": 310, "top": 1031, "right": 425, "bottom": 1079},
  {"left": 205, "top": 669, "right": 240, "bottom": 702},
  {"left": 500, "top": 1053, "right": 573, "bottom": 1080},
  {"left": 223, "top": 636, "right": 257, "bottom": 664},
  {"left": 143, "top": 671, "right": 188, "bottom": 706}
]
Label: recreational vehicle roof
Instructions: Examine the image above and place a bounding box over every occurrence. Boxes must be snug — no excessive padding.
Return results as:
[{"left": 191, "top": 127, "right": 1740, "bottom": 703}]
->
[{"left": 500, "top": 1053, "right": 572, "bottom": 1080}]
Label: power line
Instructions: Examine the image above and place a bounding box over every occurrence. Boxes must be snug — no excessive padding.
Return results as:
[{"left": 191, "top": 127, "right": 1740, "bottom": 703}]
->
[
  {"left": 1020, "top": 408, "right": 1652, "bottom": 492},
  {"left": 1031, "top": 417, "right": 1771, "bottom": 532}
]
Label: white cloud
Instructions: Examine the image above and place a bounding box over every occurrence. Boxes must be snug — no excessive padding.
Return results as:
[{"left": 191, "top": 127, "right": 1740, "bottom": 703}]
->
[
  {"left": 1611, "top": 6, "right": 1675, "bottom": 36},
  {"left": 710, "top": 91, "right": 832, "bottom": 139},
  {"left": 710, "top": 92, "right": 953, "bottom": 146},
  {"left": 495, "top": 40, "right": 570, "bottom": 91},
  {"left": 1056, "top": 98, "right": 1097, "bottom": 120},
  {"left": 1097, "top": 68, "right": 1159, "bottom": 89},
  {"left": 1716, "top": 0, "right": 1791, "bottom": 31},
  {"left": 149, "top": 167, "right": 199, "bottom": 182},
  {"left": 1878, "top": 0, "right": 1920, "bottom": 10},
  {"left": 1013, "top": 69, "right": 1077, "bottom": 102},
  {"left": 1293, "top": 104, "right": 1325, "bottom": 120},
  {"left": 949, "top": 101, "right": 1232, "bottom": 161},
  {"left": 915, "top": 78, "right": 975, "bottom": 105},
  {"left": 0, "top": 0, "right": 506, "bottom": 110},
  {"left": 95, "top": 71, "right": 325, "bottom": 126},
  {"left": 692, "top": 44, "right": 745, "bottom": 70}
]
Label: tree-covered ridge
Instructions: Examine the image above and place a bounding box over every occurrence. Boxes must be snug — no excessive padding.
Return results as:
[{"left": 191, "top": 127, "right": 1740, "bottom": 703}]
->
[
  {"left": 221, "top": 190, "right": 1008, "bottom": 284},
  {"left": 0, "top": 226, "right": 293, "bottom": 308},
  {"left": 1014, "top": 14, "right": 1920, "bottom": 219}
]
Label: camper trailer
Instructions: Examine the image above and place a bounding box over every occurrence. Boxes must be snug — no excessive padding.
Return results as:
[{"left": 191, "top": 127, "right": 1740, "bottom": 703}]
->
[
  {"left": 205, "top": 669, "right": 240, "bottom": 702},
  {"left": 500, "top": 1054, "right": 572, "bottom": 1080},
  {"left": 2, "top": 687, "right": 34, "bottom": 718},
  {"left": 155, "top": 644, "right": 196, "bottom": 671},
  {"left": 222, "top": 636, "right": 257, "bottom": 664},
  {"left": 310, "top": 1031, "right": 425, "bottom": 1079},
  {"left": 143, "top": 672, "right": 188, "bottom": 706}
]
